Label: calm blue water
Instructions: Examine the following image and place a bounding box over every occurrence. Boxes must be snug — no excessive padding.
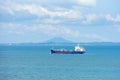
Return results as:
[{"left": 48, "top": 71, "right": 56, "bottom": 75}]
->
[{"left": 0, "top": 44, "right": 120, "bottom": 80}]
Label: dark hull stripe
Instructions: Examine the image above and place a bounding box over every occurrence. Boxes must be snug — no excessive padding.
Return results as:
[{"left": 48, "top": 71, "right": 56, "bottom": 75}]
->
[{"left": 51, "top": 50, "right": 85, "bottom": 54}]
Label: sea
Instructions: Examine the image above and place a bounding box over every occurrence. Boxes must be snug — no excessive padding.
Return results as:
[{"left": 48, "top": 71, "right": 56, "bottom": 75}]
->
[{"left": 0, "top": 43, "right": 120, "bottom": 80}]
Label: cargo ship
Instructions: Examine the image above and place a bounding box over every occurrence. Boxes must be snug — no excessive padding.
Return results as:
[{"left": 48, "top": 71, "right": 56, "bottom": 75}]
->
[{"left": 51, "top": 44, "right": 85, "bottom": 54}]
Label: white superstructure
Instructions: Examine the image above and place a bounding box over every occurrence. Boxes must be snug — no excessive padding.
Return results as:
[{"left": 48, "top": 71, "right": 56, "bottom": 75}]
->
[{"left": 75, "top": 44, "right": 85, "bottom": 51}]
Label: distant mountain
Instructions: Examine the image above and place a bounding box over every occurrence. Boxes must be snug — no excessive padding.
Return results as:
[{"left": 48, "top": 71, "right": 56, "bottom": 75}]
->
[{"left": 45, "top": 37, "right": 73, "bottom": 43}]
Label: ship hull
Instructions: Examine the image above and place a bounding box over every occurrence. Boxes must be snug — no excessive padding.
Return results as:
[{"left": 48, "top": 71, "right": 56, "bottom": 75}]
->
[{"left": 51, "top": 50, "right": 85, "bottom": 54}]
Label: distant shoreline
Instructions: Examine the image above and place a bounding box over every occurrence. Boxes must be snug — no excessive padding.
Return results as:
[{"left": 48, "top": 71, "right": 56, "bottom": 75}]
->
[{"left": 0, "top": 42, "right": 120, "bottom": 46}]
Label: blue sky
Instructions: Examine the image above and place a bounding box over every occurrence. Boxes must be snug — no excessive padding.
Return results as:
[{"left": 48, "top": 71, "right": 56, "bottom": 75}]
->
[{"left": 0, "top": 0, "right": 120, "bottom": 43}]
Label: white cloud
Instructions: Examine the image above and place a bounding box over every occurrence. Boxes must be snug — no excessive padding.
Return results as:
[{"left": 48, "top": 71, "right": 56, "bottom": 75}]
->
[
  {"left": 105, "top": 14, "right": 120, "bottom": 22},
  {"left": 113, "top": 25, "right": 120, "bottom": 33},
  {"left": 0, "top": 22, "right": 106, "bottom": 42},
  {"left": 42, "top": 18, "right": 61, "bottom": 24},
  {"left": 1, "top": 1, "right": 120, "bottom": 25},
  {"left": 84, "top": 34, "right": 107, "bottom": 41},
  {"left": 0, "top": 2, "right": 80, "bottom": 19},
  {"left": 82, "top": 14, "right": 120, "bottom": 24},
  {"left": 77, "top": 0, "right": 96, "bottom": 6},
  {"left": 82, "top": 14, "right": 97, "bottom": 24},
  {"left": 118, "top": 28, "right": 120, "bottom": 32}
]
